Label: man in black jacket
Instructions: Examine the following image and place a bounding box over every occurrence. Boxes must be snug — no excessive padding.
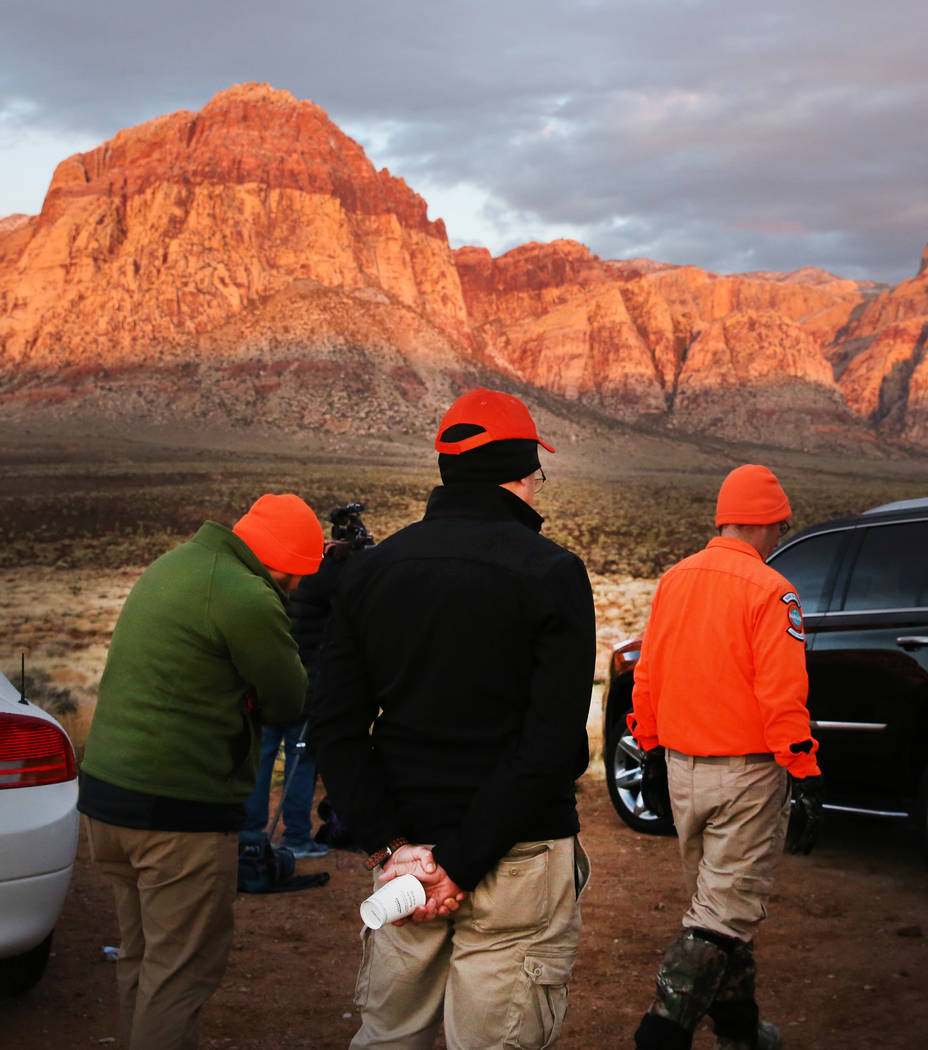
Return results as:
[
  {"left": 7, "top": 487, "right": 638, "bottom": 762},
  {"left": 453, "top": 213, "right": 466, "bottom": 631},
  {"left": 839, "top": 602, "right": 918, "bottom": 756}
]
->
[
  {"left": 238, "top": 553, "right": 343, "bottom": 857},
  {"left": 314, "top": 388, "right": 596, "bottom": 1050}
]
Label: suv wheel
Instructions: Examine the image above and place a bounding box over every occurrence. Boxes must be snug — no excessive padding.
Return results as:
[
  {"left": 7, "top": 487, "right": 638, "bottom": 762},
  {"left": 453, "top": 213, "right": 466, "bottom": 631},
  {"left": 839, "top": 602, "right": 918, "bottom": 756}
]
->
[{"left": 604, "top": 708, "right": 674, "bottom": 835}]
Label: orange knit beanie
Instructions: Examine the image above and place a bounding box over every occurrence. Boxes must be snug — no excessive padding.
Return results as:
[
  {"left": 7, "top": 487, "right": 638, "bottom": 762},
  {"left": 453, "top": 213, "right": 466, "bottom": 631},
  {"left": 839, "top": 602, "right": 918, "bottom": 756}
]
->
[
  {"left": 233, "top": 494, "right": 324, "bottom": 575},
  {"left": 715, "top": 464, "right": 791, "bottom": 527}
]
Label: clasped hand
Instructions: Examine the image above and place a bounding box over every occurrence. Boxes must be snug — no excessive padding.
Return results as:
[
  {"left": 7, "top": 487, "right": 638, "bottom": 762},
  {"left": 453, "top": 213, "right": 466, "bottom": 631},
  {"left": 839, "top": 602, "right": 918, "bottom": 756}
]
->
[{"left": 379, "top": 845, "right": 466, "bottom": 925}]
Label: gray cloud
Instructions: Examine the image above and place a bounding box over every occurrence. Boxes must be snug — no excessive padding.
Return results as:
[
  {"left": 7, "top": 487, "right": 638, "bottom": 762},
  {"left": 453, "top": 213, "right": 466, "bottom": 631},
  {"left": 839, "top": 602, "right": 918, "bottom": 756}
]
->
[{"left": 1, "top": 0, "right": 925, "bottom": 283}]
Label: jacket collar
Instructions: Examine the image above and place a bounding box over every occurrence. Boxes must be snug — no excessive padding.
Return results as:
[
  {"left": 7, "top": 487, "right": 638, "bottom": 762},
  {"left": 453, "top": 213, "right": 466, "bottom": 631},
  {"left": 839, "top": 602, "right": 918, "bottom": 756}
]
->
[
  {"left": 424, "top": 483, "right": 544, "bottom": 534},
  {"left": 191, "top": 521, "right": 282, "bottom": 589},
  {"left": 707, "top": 535, "right": 764, "bottom": 561}
]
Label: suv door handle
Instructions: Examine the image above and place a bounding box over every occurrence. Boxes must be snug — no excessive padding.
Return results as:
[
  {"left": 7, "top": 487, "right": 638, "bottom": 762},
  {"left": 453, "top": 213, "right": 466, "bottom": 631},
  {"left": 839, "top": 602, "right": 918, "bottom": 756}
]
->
[{"left": 896, "top": 636, "right": 928, "bottom": 651}]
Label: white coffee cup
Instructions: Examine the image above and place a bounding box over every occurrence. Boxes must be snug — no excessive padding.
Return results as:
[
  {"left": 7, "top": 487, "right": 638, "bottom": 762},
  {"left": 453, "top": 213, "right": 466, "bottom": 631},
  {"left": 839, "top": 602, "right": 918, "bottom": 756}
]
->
[{"left": 359, "top": 873, "right": 426, "bottom": 929}]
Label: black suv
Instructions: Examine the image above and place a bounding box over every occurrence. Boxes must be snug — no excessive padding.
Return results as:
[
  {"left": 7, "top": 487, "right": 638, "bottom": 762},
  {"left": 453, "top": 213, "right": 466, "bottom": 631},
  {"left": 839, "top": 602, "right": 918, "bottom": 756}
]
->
[{"left": 602, "top": 498, "right": 928, "bottom": 849}]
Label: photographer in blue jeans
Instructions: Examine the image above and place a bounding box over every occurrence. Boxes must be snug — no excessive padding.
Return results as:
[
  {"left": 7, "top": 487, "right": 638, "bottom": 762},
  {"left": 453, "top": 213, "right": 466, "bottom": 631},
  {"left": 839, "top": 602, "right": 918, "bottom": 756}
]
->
[
  {"left": 240, "top": 511, "right": 372, "bottom": 859},
  {"left": 239, "top": 724, "right": 327, "bottom": 858}
]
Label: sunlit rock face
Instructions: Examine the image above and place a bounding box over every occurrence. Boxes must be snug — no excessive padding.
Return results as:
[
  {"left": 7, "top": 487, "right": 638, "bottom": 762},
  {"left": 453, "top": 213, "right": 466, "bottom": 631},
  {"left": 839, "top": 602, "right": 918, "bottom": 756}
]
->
[
  {"left": 0, "top": 84, "right": 490, "bottom": 434},
  {"left": 822, "top": 244, "right": 928, "bottom": 444},
  {"left": 1, "top": 81, "right": 926, "bottom": 449},
  {"left": 0, "top": 82, "right": 473, "bottom": 367},
  {"left": 455, "top": 242, "right": 874, "bottom": 444},
  {"left": 454, "top": 241, "right": 668, "bottom": 418}
]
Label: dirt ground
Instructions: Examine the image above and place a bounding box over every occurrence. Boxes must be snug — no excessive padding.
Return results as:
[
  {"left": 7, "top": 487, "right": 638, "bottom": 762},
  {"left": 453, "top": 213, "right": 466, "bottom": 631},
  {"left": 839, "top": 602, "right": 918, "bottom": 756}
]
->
[{"left": 4, "top": 773, "right": 927, "bottom": 1050}]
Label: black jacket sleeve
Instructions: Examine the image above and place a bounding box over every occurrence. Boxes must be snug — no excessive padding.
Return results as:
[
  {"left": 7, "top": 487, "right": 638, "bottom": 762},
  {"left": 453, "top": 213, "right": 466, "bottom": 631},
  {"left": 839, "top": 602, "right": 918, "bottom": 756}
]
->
[
  {"left": 430, "top": 553, "right": 595, "bottom": 888},
  {"left": 311, "top": 563, "right": 403, "bottom": 854}
]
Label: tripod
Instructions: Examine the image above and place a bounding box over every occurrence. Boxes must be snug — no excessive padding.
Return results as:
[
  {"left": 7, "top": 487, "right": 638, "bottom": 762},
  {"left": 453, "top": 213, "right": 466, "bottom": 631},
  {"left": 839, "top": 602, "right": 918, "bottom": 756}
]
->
[{"left": 266, "top": 718, "right": 313, "bottom": 841}]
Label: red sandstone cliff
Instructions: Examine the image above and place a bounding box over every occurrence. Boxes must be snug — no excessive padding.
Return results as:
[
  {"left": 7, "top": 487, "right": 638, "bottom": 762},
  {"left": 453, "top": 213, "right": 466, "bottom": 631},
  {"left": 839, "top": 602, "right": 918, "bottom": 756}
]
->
[
  {"left": 0, "top": 83, "right": 472, "bottom": 367},
  {"left": 455, "top": 240, "right": 870, "bottom": 446},
  {"left": 825, "top": 261, "right": 928, "bottom": 444},
  {"left": 454, "top": 241, "right": 668, "bottom": 417},
  {"left": 0, "top": 82, "right": 926, "bottom": 450}
]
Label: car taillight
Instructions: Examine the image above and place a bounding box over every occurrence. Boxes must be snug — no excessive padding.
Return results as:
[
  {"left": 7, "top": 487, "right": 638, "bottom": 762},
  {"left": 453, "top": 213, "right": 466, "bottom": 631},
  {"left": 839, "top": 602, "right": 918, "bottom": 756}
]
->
[
  {"left": 0, "top": 713, "right": 78, "bottom": 788},
  {"left": 611, "top": 639, "right": 642, "bottom": 676}
]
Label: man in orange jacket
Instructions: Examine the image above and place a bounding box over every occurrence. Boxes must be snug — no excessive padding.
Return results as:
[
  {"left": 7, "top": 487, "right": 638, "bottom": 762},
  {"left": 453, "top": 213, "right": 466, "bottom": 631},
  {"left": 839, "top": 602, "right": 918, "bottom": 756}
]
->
[{"left": 628, "top": 464, "right": 823, "bottom": 1050}]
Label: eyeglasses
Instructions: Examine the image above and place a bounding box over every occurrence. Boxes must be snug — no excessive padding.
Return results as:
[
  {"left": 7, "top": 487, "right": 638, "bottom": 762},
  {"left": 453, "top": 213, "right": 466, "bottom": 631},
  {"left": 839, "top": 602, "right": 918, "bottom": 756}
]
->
[
  {"left": 778, "top": 520, "right": 792, "bottom": 537},
  {"left": 532, "top": 468, "right": 546, "bottom": 493}
]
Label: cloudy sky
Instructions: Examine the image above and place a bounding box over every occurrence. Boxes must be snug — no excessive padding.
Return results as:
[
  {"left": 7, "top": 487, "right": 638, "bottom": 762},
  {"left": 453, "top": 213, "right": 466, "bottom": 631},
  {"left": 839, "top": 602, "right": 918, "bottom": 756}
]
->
[{"left": 2, "top": 0, "right": 926, "bottom": 284}]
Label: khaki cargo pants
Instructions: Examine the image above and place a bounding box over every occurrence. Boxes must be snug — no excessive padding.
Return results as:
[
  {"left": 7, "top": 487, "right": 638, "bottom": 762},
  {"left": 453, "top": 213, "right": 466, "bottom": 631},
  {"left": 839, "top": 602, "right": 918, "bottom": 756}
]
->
[
  {"left": 667, "top": 750, "right": 791, "bottom": 941},
  {"left": 85, "top": 817, "right": 239, "bottom": 1050},
  {"left": 349, "top": 836, "right": 590, "bottom": 1050}
]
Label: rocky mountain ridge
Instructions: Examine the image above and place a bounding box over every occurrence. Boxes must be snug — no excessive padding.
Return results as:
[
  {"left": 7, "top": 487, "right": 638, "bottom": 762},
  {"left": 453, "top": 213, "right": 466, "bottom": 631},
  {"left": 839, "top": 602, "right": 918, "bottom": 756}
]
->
[{"left": 1, "top": 82, "right": 926, "bottom": 453}]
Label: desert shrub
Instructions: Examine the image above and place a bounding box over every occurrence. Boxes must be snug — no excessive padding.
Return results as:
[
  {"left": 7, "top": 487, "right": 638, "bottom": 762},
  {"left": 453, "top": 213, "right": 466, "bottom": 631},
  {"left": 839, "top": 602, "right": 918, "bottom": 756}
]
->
[
  {"left": 540, "top": 470, "right": 927, "bottom": 577},
  {"left": 2, "top": 667, "right": 78, "bottom": 718},
  {"left": 1, "top": 452, "right": 925, "bottom": 579}
]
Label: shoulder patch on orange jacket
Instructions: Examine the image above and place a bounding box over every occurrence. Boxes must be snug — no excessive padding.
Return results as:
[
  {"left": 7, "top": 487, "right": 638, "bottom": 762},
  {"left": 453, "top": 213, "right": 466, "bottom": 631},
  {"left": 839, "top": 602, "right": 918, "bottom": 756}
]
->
[{"left": 780, "top": 590, "right": 805, "bottom": 642}]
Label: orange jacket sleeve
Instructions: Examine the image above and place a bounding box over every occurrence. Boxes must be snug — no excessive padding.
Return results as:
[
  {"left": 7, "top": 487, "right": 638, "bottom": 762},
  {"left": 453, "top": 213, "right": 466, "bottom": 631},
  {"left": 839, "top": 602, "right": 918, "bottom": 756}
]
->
[{"left": 751, "top": 585, "right": 820, "bottom": 778}]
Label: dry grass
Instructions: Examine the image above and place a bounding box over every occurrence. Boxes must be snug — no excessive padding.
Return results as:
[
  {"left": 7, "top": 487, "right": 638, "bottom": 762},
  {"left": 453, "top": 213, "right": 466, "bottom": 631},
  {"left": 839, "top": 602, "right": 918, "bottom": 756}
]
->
[
  {"left": 3, "top": 433, "right": 926, "bottom": 763},
  {"left": 0, "top": 562, "right": 656, "bottom": 762}
]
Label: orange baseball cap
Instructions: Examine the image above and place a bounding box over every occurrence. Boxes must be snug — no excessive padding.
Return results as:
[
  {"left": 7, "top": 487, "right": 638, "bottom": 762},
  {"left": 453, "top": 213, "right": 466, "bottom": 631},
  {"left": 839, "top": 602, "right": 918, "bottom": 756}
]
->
[
  {"left": 233, "top": 494, "right": 324, "bottom": 575},
  {"left": 434, "top": 388, "right": 555, "bottom": 454},
  {"left": 715, "top": 464, "right": 791, "bottom": 526}
]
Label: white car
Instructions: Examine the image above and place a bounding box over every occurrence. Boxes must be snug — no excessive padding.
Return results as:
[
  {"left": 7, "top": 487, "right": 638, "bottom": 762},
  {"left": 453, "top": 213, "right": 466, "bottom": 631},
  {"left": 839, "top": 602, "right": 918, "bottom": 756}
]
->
[{"left": 0, "top": 669, "right": 79, "bottom": 995}]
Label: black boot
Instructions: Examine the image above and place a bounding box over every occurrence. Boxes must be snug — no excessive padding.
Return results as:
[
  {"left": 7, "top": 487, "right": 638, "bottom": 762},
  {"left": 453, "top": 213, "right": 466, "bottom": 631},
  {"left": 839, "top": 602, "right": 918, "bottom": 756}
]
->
[
  {"left": 634, "top": 1012, "right": 692, "bottom": 1050},
  {"left": 708, "top": 940, "right": 782, "bottom": 1050},
  {"left": 716, "top": 1020, "right": 782, "bottom": 1050}
]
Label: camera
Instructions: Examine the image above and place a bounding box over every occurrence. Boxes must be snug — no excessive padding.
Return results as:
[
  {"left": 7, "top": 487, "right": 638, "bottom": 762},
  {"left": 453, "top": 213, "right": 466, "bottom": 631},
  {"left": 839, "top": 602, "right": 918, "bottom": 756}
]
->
[{"left": 326, "top": 503, "right": 374, "bottom": 549}]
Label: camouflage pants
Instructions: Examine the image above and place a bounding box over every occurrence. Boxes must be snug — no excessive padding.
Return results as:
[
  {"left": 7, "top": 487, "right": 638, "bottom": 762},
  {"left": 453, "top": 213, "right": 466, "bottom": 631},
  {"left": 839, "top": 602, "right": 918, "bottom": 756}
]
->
[{"left": 635, "top": 929, "right": 759, "bottom": 1049}]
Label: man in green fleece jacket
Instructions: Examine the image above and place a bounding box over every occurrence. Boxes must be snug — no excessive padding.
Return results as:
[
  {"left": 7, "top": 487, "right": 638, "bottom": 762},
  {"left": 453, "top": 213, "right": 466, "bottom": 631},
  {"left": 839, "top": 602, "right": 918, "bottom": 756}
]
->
[{"left": 79, "top": 493, "right": 324, "bottom": 1050}]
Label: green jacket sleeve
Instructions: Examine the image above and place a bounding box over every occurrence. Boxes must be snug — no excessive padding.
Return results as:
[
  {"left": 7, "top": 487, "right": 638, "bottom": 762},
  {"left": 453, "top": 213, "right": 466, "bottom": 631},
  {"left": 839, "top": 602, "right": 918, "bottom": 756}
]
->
[{"left": 212, "top": 571, "right": 307, "bottom": 725}]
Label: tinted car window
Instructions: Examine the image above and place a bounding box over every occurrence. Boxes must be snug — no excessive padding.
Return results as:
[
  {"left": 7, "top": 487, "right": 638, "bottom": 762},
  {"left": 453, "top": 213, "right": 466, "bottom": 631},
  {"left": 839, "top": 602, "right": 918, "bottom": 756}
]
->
[
  {"left": 842, "top": 520, "right": 928, "bottom": 611},
  {"left": 770, "top": 530, "right": 845, "bottom": 613}
]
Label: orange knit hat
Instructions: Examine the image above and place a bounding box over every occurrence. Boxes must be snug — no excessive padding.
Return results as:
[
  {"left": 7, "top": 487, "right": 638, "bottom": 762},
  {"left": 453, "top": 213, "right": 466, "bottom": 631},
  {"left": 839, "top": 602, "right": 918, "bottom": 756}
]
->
[
  {"left": 715, "top": 464, "right": 791, "bottom": 526},
  {"left": 233, "top": 494, "right": 324, "bottom": 575}
]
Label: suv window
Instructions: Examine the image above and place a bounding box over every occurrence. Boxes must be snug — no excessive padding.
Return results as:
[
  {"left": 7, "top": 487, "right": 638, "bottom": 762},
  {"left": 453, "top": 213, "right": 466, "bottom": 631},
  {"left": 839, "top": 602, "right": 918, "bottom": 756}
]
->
[
  {"left": 842, "top": 520, "right": 928, "bottom": 611},
  {"left": 770, "top": 530, "right": 846, "bottom": 613}
]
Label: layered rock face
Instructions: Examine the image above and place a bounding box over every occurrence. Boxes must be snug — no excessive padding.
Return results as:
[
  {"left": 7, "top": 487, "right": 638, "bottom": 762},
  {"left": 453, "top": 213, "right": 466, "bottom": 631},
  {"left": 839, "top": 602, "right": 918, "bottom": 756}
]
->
[
  {"left": 1, "top": 82, "right": 926, "bottom": 450},
  {"left": 456, "top": 241, "right": 871, "bottom": 445},
  {"left": 0, "top": 83, "right": 472, "bottom": 369},
  {"left": 455, "top": 241, "right": 669, "bottom": 417},
  {"left": 824, "top": 260, "right": 928, "bottom": 443}
]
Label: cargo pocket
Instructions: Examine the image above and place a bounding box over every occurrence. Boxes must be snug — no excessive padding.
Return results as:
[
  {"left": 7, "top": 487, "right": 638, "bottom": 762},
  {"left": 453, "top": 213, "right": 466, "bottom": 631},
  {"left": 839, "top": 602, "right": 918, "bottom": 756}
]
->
[
  {"left": 472, "top": 842, "right": 552, "bottom": 933},
  {"left": 574, "top": 837, "right": 591, "bottom": 900},
  {"left": 505, "top": 952, "right": 575, "bottom": 1049},
  {"left": 732, "top": 873, "right": 775, "bottom": 926}
]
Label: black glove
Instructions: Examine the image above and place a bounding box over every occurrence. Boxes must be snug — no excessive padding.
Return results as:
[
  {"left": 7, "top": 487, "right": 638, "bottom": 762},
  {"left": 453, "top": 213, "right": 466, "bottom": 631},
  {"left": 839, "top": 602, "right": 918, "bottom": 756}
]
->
[
  {"left": 640, "top": 746, "right": 672, "bottom": 819},
  {"left": 786, "top": 774, "right": 825, "bottom": 854}
]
